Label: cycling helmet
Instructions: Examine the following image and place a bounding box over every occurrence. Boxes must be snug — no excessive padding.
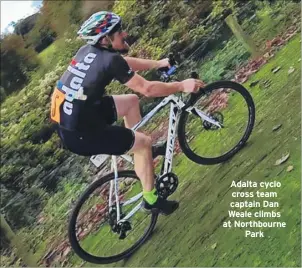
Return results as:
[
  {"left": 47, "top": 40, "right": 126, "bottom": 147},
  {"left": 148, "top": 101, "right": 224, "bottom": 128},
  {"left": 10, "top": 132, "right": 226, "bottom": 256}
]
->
[{"left": 77, "top": 11, "right": 121, "bottom": 45}]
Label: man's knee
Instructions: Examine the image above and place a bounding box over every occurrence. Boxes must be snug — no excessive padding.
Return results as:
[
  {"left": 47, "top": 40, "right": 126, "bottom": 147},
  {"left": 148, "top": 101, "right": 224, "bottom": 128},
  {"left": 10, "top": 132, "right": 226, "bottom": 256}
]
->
[
  {"left": 130, "top": 132, "right": 152, "bottom": 153},
  {"left": 143, "top": 135, "right": 152, "bottom": 148},
  {"left": 138, "top": 133, "right": 151, "bottom": 149},
  {"left": 129, "top": 94, "right": 139, "bottom": 107}
]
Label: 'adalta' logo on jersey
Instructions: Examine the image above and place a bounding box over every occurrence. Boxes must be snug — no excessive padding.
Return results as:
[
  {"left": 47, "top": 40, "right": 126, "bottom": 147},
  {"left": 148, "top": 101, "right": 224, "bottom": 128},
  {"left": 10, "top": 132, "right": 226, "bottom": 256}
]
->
[{"left": 60, "top": 53, "right": 97, "bottom": 116}]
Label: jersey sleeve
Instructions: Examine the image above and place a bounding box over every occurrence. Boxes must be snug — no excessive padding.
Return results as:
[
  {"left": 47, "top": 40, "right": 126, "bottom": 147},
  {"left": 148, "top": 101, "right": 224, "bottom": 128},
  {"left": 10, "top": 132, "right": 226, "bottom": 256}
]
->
[{"left": 110, "top": 54, "right": 135, "bottom": 84}]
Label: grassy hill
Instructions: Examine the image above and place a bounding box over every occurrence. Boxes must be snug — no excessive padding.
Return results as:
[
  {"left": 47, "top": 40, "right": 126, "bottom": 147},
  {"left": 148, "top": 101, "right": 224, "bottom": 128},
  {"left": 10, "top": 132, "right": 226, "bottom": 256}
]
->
[
  {"left": 0, "top": 1, "right": 300, "bottom": 266},
  {"left": 64, "top": 33, "right": 301, "bottom": 268}
]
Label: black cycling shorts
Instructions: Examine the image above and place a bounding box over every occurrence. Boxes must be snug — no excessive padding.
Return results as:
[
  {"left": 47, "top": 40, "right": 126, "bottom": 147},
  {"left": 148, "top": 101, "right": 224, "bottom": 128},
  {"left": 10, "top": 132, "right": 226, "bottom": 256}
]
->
[{"left": 58, "top": 96, "right": 135, "bottom": 156}]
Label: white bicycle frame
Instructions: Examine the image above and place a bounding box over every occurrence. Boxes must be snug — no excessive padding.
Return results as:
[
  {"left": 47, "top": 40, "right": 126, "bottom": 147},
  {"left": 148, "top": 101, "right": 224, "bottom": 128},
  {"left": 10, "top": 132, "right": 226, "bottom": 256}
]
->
[{"left": 90, "top": 94, "right": 222, "bottom": 224}]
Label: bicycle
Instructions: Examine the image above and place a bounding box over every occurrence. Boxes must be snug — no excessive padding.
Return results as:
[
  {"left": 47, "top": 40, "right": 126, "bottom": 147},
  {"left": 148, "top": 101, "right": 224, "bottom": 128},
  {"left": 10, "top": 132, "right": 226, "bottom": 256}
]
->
[{"left": 68, "top": 54, "right": 256, "bottom": 264}]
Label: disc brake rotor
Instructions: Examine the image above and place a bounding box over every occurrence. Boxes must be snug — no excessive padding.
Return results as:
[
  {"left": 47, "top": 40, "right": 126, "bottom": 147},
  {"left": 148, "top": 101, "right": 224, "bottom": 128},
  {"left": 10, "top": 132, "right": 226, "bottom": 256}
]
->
[{"left": 203, "top": 111, "right": 224, "bottom": 130}]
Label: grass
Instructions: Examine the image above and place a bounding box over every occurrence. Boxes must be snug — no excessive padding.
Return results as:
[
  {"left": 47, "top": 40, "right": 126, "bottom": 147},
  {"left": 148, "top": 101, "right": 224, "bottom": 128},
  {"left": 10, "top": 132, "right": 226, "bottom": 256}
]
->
[
  {"left": 37, "top": 42, "right": 58, "bottom": 64},
  {"left": 1, "top": 2, "right": 300, "bottom": 267},
  {"left": 34, "top": 36, "right": 83, "bottom": 81},
  {"left": 243, "top": 1, "right": 300, "bottom": 49},
  {"left": 197, "top": 37, "right": 250, "bottom": 83},
  {"left": 183, "top": 87, "right": 251, "bottom": 159},
  {"left": 195, "top": 1, "right": 300, "bottom": 85},
  {"left": 67, "top": 34, "right": 301, "bottom": 267}
]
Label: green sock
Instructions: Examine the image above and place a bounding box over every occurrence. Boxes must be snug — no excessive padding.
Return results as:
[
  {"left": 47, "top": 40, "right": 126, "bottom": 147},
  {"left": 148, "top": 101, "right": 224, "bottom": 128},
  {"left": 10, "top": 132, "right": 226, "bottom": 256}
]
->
[{"left": 143, "top": 188, "right": 158, "bottom": 205}]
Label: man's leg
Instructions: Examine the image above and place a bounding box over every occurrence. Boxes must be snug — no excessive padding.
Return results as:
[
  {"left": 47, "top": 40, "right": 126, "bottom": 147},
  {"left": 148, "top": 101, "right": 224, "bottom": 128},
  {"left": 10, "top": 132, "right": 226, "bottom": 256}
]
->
[
  {"left": 112, "top": 94, "right": 154, "bottom": 191},
  {"left": 112, "top": 94, "right": 178, "bottom": 214}
]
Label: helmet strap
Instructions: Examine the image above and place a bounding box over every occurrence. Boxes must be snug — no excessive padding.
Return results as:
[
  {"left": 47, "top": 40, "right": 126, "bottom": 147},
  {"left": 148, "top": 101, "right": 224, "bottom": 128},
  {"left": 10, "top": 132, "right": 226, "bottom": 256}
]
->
[
  {"left": 97, "top": 34, "right": 128, "bottom": 54},
  {"left": 97, "top": 35, "right": 113, "bottom": 50},
  {"left": 106, "top": 35, "right": 114, "bottom": 49}
]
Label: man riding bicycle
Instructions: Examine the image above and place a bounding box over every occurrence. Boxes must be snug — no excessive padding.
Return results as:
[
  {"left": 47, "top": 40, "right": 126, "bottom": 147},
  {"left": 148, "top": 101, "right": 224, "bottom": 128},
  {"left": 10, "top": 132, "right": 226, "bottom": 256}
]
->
[{"left": 50, "top": 11, "right": 205, "bottom": 215}]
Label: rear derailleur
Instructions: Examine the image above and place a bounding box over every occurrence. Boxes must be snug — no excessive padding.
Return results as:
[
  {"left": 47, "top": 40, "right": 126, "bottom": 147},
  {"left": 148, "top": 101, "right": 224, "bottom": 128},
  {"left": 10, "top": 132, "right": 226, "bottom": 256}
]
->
[{"left": 108, "top": 205, "right": 132, "bottom": 240}]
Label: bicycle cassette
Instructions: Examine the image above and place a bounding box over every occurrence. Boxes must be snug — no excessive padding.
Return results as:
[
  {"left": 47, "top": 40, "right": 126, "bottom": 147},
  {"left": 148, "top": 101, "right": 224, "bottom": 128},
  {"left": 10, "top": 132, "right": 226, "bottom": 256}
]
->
[
  {"left": 108, "top": 205, "right": 125, "bottom": 233},
  {"left": 156, "top": 173, "right": 179, "bottom": 199}
]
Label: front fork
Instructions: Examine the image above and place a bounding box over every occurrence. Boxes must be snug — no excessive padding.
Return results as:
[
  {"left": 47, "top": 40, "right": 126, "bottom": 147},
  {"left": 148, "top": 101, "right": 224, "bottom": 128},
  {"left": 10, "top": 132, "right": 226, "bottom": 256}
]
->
[{"left": 186, "top": 106, "right": 223, "bottom": 128}]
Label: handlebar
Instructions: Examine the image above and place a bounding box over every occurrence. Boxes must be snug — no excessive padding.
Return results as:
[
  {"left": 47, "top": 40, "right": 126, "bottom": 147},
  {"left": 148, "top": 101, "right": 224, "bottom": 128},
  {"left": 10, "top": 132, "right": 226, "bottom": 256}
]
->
[
  {"left": 157, "top": 53, "right": 203, "bottom": 110},
  {"left": 157, "top": 53, "right": 178, "bottom": 82},
  {"left": 158, "top": 53, "right": 200, "bottom": 82}
]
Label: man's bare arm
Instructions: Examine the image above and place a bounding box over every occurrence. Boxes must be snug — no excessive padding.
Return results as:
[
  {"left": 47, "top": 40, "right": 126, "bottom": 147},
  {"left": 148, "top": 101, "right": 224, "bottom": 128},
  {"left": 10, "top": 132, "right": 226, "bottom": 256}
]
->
[
  {"left": 123, "top": 57, "right": 169, "bottom": 71},
  {"left": 125, "top": 73, "right": 204, "bottom": 97}
]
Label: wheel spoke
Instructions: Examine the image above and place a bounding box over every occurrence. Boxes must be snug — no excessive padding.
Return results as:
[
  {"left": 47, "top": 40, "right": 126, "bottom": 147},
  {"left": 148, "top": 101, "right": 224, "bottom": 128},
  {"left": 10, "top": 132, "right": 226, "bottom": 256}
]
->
[
  {"left": 68, "top": 171, "right": 157, "bottom": 263},
  {"left": 178, "top": 81, "right": 255, "bottom": 165}
]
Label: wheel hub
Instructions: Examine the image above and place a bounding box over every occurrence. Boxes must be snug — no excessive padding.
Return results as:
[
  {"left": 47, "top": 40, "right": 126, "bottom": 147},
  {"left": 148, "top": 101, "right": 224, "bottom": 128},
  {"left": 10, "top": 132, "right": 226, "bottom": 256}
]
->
[{"left": 203, "top": 111, "right": 224, "bottom": 130}]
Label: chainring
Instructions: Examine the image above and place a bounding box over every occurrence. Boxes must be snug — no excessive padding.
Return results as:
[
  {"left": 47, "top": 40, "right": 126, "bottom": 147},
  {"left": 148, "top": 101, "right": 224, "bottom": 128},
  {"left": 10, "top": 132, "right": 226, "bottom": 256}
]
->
[{"left": 156, "top": 172, "right": 179, "bottom": 199}]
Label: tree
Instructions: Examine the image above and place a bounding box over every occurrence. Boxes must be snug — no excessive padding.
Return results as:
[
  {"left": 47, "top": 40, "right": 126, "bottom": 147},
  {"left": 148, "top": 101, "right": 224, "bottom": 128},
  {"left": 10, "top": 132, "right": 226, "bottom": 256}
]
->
[
  {"left": 0, "top": 34, "right": 39, "bottom": 95},
  {"left": 14, "top": 13, "right": 40, "bottom": 39},
  {"left": 0, "top": 214, "right": 38, "bottom": 266},
  {"left": 40, "top": 0, "right": 82, "bottom": 37},
  {"left": 24, "top": 13, "right": 56, "bottom": 52}
]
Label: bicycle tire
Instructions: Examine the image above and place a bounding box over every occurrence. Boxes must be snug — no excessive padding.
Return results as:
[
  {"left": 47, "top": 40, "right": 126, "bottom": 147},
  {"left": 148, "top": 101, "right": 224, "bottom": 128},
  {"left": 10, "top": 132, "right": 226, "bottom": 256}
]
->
[
  {"left": 68, "top": 170, "right": 158, "bottom": 264},
  {"left": 178, "top": 81, "right": 255, "bottom": 165}
]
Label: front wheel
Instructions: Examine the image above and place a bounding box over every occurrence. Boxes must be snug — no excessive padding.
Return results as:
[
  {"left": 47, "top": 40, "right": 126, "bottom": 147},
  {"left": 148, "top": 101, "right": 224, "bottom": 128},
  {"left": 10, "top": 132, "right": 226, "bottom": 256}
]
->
[
  {"left": 68, "top": 170, "right": 158, "bottom": 264},
  {"left": 178, "top": 81, "right": 255, "bottom": 165}
]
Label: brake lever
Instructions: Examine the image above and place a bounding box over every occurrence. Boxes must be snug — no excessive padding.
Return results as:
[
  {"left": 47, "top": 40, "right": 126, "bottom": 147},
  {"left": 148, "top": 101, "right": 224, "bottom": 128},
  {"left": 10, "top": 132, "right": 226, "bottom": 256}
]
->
[
  {"left": 157, "top": 53, "right": 179, "bottom": 82},
  {"left": 168, "top": 53, "right": 176, "bottom": 66},
  {"left": 191, "top": 71, "right": 199, "bottom": 79},
  {"left": 158, "top": 66, "right": 170, "bottom": 73},
  {"left": 157, "top": 55, "right": 177, "bottom": 72}
]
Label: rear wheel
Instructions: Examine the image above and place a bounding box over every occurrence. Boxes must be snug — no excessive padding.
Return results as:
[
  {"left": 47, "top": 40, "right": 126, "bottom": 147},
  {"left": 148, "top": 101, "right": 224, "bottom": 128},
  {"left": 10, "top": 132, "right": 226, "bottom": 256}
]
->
[
  {"left": 68, "top": 170, "right": 158, "bottom": 264},
  {"left": 178, "top": 81, "right": 255, "bottom": 165}
]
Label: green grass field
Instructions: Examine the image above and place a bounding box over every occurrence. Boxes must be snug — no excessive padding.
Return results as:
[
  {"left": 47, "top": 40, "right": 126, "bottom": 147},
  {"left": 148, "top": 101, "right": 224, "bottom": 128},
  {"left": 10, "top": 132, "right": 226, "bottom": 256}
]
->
[
  {"left": 37, "top": 42, "right": 58, "bottom": 63},
  {"left": 67, "top": 34, "right": 301, "bottom": 267}
]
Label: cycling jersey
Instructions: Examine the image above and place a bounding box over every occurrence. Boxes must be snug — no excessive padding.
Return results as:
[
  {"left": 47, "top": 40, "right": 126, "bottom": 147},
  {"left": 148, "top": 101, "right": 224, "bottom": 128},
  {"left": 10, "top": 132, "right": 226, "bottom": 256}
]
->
[
  {"left": 57, "top": 95, "right": 136, "bottom": 156},
  {"left": 50, "top": 44, "right": 135, "bottom": 131}
]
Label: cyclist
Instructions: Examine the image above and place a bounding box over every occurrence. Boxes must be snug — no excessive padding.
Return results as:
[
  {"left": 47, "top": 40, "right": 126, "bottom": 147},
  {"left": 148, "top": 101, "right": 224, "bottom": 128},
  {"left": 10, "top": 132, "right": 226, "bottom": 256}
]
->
[{"left": 50, "top": 11, "right": 205, "bottom": 215}]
